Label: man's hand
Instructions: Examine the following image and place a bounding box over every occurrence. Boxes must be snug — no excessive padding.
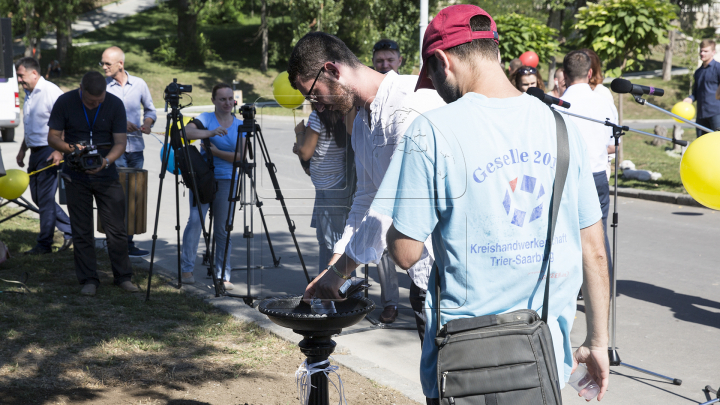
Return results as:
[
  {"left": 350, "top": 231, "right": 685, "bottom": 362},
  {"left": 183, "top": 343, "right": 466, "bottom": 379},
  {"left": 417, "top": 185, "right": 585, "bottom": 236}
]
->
[
  {"left": 683, "top": 97, "right": 693, "bottom": 104},
  {"left": 302, "top": 268, "right": 345, "bottom": 303},
  {"left": 84, "top": 158, "right": 107, "bottom": 175},
  {"left": 47, "top": 150, "right": 63, "bottom": 166},
  {"left": 292, "top": 143, "right": 300, "bottom": 156},
  {"left": 127, "top": 122, "right": 140, "bottom": 133},
  {"left": 572, "top": 346, "right": 610, "bottom": 401},
  {"left": 16, "top": 149, "right": 26, "bottom": 167},
  {"left": 140, "top": 124, "right": 152, "bottom": 134},
  {"left": 210, "top": 127, "right": 228, "bottom": 137}
]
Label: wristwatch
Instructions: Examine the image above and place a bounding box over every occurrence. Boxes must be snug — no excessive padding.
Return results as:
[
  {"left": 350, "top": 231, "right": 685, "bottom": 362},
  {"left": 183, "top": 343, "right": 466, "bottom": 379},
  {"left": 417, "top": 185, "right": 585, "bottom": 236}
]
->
[{"left": 104, "top": 158, "right": 110, "bottom": 169}]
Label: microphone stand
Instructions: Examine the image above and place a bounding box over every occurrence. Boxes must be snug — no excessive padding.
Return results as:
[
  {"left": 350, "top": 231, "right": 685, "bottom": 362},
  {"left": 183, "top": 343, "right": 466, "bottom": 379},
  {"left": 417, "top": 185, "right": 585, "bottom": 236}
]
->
[
  {"left": 552, "top": 106, "right": 686, "bottom": 386},
  {"left": 632, "top": 96, "right": 713, "bottom": 134}
]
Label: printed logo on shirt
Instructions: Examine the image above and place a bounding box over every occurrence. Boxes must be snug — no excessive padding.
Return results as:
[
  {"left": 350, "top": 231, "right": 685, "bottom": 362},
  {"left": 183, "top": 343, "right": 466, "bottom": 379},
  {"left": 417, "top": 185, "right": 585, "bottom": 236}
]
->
[{"left": 503, "top": 174, "right": 546, "bottom": 228}]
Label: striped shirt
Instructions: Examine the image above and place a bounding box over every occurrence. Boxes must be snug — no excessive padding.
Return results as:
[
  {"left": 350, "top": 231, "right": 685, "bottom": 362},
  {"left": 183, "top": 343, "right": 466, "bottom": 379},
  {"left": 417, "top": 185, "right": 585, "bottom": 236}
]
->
[{"left": 307, "top": 111, "right": 346, "bottom": 189}]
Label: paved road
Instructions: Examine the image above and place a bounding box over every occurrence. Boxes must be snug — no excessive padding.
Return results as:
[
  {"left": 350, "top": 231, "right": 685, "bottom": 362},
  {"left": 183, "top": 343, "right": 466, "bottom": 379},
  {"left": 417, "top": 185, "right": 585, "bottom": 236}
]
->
[{"left": 2, "top": 113, "right": 719, "bottom": 404}]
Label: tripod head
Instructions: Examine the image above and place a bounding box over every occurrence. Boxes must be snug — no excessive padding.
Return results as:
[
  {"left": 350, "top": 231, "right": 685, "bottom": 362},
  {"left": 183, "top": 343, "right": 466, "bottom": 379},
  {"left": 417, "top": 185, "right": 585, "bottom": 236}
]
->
[{"left": 164, "top": 78, "right": 192, "bottom": 110}]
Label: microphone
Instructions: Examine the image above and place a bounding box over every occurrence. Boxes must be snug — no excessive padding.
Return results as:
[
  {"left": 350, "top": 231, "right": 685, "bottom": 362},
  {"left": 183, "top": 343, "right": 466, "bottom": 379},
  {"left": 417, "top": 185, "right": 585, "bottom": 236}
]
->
[
  {"left": 610, "top": 78, "right": 665, "bottom": 97},
  {"left": 527, "top": 87, "right": 571, "bottom": 109}
]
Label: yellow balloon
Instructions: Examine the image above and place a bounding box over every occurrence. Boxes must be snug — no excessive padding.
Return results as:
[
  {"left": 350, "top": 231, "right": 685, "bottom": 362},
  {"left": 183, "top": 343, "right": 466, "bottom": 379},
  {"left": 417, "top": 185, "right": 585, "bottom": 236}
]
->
[
  {"left": 680, "top": 132, "right": 720, "bottom": 210},
  {"left": 273, "top": 71, "right": 304, "bottom": 109},
  {"left": 672, "top": 101, "right": 695, "bottom": 124},
  {"left": 0, "top": 169, "right": 30, "bottom": 200},
  {"left": 175, "top": 116, "right": 196, "bottom": 144}
]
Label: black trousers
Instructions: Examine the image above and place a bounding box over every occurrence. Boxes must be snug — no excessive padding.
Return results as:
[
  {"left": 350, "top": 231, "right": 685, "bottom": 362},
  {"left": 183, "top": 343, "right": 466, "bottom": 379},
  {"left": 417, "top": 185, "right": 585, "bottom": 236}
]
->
[
  {"left": 28, "top": 146, "right": 72, "bottom": 249},
  {"left": 65, "top": 177, "right": 132, "bottom": 286},
  {"left": 409, "top": 279, "right": 428, "bottom": 346}
]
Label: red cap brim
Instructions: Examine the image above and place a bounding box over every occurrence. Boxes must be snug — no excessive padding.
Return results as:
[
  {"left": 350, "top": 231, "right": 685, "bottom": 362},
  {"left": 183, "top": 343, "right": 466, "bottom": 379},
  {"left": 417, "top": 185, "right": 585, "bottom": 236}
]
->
[{"left": 415, "top": 63, "right": 434, "bottom": 91}]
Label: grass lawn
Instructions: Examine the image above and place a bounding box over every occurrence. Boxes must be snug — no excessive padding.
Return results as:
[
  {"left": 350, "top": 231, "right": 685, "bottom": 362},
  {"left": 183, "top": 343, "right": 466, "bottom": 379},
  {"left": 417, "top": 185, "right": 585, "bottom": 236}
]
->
[
  {"left": 610, "top": 128, "right": 696, "bottom": 194},
  {"left": 0, "top": 207, "right": 414, "bottom": 404},
  {"left": 37, "top": 7, "right": 300, "bottom": 115}
]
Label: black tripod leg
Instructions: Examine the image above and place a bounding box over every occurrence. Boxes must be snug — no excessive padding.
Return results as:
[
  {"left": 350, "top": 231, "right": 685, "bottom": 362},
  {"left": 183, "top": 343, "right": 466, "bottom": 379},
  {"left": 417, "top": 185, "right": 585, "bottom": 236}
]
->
[
  {"left": 175, "top": 165, "right": 182, "bottom": 289},
  {"left": 145, "top": 116, "right": 174, "bottom": 301},
  {"left": 254, "top": 126, "right": 310, "bottom": 284}
]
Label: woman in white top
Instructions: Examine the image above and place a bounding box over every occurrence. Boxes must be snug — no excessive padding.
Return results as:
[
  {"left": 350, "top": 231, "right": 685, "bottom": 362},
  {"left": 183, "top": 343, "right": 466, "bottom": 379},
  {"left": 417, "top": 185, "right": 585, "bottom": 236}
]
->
[{"left": 293, "top": 108, "right": 355, "bottom": 273}]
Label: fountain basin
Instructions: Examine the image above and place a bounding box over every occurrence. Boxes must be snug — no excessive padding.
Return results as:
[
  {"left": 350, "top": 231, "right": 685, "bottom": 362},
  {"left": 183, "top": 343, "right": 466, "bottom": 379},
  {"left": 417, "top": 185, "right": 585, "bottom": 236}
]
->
[{"left": 258, "top": 295, "right": 375, "bottom": 333}]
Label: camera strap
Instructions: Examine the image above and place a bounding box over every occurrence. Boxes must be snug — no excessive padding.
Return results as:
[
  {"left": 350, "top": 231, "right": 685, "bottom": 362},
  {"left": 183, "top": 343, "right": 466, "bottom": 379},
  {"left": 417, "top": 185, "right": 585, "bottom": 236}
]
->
[{"left": 80, "top": 90, "right": 102, "bottom": 145}]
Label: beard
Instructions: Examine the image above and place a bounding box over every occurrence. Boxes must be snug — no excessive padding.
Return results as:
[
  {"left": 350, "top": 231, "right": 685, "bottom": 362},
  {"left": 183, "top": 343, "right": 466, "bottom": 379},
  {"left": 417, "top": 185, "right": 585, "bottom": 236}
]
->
[
  {"left": 324, "top": 79, "right": 356, "bottom": 114},
  {"left": 434, "top": 78, "right": 463, "bottom": 104}
]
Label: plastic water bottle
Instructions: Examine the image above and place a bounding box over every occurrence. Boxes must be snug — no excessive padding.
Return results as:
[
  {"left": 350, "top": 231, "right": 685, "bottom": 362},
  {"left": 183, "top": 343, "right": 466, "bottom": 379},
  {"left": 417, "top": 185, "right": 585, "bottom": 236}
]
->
[{"left": 567, "top": 363, "right": 600, "bottom": 400}]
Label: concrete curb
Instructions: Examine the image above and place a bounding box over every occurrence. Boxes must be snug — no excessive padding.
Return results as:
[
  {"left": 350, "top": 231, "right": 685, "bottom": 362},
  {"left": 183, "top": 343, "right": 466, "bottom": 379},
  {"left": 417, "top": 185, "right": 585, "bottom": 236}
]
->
[
  {"left": 610, "top": 186, "right": 704, "bottom": 208},
  {"left": 144, "top": 260, "right": 425, "bottom": 404}
]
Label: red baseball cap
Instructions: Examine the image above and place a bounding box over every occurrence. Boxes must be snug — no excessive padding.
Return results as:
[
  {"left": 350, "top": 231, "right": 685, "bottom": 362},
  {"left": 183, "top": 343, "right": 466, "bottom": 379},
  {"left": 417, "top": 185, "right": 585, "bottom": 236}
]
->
[{"left": 416, "top": 4, "right": 498, "bottom": 91}]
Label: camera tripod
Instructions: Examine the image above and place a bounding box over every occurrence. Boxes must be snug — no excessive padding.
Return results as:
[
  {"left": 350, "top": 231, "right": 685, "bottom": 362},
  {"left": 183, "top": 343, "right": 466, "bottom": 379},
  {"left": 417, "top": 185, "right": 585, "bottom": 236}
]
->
[
  {"left": 145, "top": 79, "right": 221, "bottom": 300},
  {"left": 213, "top": 104, "right": 311, "bottom": 306}
]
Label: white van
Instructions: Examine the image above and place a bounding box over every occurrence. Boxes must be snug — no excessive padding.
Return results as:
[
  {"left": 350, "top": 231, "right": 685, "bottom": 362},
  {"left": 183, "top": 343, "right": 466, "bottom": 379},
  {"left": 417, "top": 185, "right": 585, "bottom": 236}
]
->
[{"left": 0, "top": 64, "right": 19, "bottom": 142}]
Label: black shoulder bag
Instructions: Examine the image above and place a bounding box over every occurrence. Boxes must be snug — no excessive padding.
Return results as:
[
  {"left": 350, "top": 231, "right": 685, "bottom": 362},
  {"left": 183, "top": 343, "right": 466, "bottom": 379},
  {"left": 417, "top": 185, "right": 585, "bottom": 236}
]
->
[
  {"left": 434, "top": 109, "right": 570, "bottom": 405},
  {"left": 175, "top": 119, "right": 217, "bottom": 205}
]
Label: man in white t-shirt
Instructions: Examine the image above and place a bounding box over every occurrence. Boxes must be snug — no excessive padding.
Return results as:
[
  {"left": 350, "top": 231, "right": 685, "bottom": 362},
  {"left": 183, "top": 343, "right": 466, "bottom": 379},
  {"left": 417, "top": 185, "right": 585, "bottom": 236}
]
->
[
  {"left": 288, "top": 32, "right": 445, "bottom": 338},
  {"left": 561, "top": 50, "right": 618, "bottom": 282},
  {"left": 368, "top": 5, "right": 610, "bottom": 403}
]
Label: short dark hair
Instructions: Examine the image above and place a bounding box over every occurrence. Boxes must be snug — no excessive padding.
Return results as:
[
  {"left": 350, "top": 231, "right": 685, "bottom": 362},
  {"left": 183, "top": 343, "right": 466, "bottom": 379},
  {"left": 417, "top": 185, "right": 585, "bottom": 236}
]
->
[
  {"left": 428, "top": 15, "right": 499, "bottom": 73},
  {"left": 373, "top": 39, "right": 401, "bottom": 58},
  {"left": 563, "top": 50, "right": 591, "bottom": 84},
  {"left": 211, "top": 82, "right": 232, "bottom": 99},
  {"left": 16, "top": 57, "right": 40, "bottom": 74},
  {"left": 81, "top": 71, "right": 107, "bottom": 96},
  {"left": 287, "top": 32, "right": 362, "bottom": 89}
]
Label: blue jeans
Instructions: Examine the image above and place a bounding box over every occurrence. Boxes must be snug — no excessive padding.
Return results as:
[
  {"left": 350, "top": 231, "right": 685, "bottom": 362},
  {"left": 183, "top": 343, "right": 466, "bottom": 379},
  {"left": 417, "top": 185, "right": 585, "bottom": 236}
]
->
[
  {"left": 28, "top": 146, "right": 72, "bottom": 248},
  {"left": 695, "top": 114, "right": 720, "bottom": 138},
  {"left": 115, "top": 151, "right": 144, "bottom": 246},
  {"left": 180, "top": 179, "right": 235, "bottom": 281}
]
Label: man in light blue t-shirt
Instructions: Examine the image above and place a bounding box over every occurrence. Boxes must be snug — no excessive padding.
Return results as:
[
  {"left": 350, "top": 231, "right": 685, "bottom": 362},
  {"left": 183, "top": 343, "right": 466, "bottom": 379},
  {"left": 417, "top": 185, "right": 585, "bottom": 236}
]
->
[{"left": 371, "top": 5, "right": 611, "bottom": 404}]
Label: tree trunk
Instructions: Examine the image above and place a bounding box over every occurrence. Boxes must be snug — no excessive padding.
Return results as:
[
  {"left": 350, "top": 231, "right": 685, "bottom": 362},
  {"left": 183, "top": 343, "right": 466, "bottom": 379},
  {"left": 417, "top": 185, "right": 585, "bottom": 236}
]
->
[
  {"left": 547, "top": 56, "right": 557, "bottom": 91},
  {"left": 662, "top": 29, "right": 675, "bottom": 81},
  {"left": 24, "top": 5, "right": 35, "bottom": 57},
  {"left": 56, "top": 17, "right": 72, "bottom": 68},
  {"left": 547, "top": 9, "right": 561, "bottom": 32},
  {"left": 260, "top": 0, "right": 268, "bottom": 72},
  {"left": 178, "top": 0, "right": 201, "bottom": 65}
]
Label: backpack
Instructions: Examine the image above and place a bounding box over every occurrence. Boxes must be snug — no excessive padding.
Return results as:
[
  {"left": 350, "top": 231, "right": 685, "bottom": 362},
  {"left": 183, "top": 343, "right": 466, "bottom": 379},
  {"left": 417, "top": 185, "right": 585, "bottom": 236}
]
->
[{"left": 173, "top": 120, "right": 217, "bottom": 205}]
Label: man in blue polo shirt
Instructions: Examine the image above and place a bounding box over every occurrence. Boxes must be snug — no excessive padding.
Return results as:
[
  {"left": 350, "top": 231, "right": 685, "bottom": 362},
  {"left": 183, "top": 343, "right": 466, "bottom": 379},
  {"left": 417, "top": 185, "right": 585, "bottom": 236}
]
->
[
  {"left": 683, "top": 39, "right": 720, "bottom": 138},
  {"left": 372, "top": 5, "right": 611, "bottom": 403}
]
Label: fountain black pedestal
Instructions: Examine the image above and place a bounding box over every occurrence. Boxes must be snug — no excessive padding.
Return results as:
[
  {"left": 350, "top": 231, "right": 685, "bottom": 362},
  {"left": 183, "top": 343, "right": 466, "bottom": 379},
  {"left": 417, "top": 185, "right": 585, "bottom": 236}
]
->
[{"left": 259, "top": 295, "right": 375, "bottom": 405}]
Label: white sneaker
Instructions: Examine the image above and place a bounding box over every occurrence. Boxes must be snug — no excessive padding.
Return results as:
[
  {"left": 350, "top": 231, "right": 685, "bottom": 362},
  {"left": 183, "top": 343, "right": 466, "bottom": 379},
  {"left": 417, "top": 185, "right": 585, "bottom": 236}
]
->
[
  {"left": 182, "top": 273, "right": 196, "bottom": 284},
  {"left": 223, "top": 281, "right": 234, "bottom": 291}
]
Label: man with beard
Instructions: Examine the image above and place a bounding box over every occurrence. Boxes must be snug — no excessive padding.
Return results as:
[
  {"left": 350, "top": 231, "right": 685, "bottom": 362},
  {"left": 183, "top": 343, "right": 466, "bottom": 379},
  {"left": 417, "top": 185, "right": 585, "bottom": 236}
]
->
[
  {"left": 369, "top": 5, "right": 611, "bottom": 403},
  {"left": 289, "top": 32, "right": 445, "bottom": 340}
]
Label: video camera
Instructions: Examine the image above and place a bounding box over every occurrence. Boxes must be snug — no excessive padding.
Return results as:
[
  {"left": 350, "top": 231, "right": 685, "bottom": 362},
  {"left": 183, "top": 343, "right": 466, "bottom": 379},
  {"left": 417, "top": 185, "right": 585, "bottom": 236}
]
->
[
  {"left": 66, "top": 141, "right": 107, "bottom": 171},
  {"left": 164, "top": 78, "right": 192, "bottom": 107},
  {"left": 240, "top": 104, "right": 256, "bottom": 121}
]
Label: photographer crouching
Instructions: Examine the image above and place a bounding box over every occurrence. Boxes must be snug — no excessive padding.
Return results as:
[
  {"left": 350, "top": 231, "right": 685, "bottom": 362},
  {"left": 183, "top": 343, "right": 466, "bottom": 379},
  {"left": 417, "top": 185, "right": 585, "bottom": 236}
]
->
[{"left": 47, "top": 71, "right": 138, "bottom": 296}]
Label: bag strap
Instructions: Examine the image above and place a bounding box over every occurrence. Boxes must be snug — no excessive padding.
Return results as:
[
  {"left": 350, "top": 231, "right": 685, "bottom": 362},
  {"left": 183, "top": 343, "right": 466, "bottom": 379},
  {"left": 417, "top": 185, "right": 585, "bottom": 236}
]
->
[
  {"left": 434, "top": 109, "right": 570, "bottom": 334},
  {"left": 541, "top": 109, "right": 570, "bottom": 323}
]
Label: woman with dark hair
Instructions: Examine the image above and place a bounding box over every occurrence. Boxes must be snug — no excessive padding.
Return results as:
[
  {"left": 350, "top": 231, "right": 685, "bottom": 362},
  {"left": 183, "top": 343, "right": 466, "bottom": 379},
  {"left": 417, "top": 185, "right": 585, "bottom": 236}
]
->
[
  {"left": 580, "top": 48, "right": 613, "bottom": 102},
  {"left": 179, "top": 83, "right": 245, "bottom": 289},
  {"left": 293, "top": 107, "right": 355, "bottom": 273},
  {"left": 511, "top": 65, "right": 545, "bottom": 92}
]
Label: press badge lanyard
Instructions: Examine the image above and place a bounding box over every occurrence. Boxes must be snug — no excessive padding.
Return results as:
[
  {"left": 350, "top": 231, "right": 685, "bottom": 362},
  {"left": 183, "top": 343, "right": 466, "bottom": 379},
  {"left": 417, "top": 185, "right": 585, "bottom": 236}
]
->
[{"left": 80, "top": 89, "right": 101, "bottom": 145}]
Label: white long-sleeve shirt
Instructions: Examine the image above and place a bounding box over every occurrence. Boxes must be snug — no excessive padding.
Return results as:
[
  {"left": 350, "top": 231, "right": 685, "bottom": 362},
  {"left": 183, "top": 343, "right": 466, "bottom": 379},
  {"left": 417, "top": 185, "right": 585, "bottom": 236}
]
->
[{"left": 333, "top": 71, "right": 446, "bottom": 290}]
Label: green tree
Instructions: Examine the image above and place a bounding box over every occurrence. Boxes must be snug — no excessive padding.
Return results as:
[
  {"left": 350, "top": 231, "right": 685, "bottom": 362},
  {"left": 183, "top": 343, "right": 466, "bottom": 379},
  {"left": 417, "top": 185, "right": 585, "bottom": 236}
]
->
[
  {"left": 495, "top": 13, "right": 559, "bottom": 62},
  {"left": 573, "top": 0, "right": 677, "bottom": 77}
]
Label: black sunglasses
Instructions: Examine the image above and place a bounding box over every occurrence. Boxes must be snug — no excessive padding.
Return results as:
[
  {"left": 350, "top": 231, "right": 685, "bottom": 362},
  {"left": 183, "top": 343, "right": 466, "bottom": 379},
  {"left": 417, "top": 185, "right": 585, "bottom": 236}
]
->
[
  {"left": 373, "top": 40, "right": 400, "bottom": 53},
  {"left": 305, "top": 66, "right": 325, "bottom": 103},
  {"left": 519, "top": 67, "right": 538, "bottom": 75}
]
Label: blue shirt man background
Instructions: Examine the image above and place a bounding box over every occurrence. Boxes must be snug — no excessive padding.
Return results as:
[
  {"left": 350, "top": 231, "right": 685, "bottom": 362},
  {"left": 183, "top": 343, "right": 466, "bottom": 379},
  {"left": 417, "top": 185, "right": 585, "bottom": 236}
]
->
[{"left": 683, "top": 39, "right": 720, "bottom": 138}]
